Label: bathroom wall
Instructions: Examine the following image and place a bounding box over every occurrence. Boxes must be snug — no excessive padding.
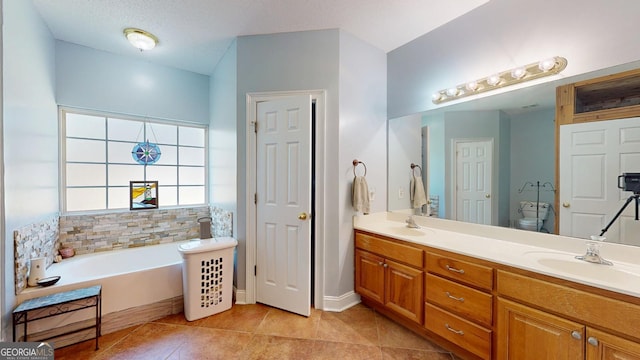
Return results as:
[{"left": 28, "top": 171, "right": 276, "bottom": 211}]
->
[
  {"left": 236, "top": 29, "right": 341, "bottom": 296},
  {"left": 388, "top": 0, "right": 640, "bottom": 118},
  {"left": 2, "top": 0, "right": 59, "bottom": 340},
  {"left": 55, "top": 41, "right": 210, "bottom": 124},
  {"left": 423, "top": 113, "right": 446, "bottom": 218},
  {"left": 443, "top": 110, "right": 510, "bottom": 226},
  {"left": 209, "top": 40, "right": 238, "bottom": 284},
  {"left": 509, "top": 108, "right": 556, "bottom": 231},
  {"left": 388, "top": 114, "right": 422, "bottom": 212},
  {"left": 336, "top": 30, "right": 387, "bottom": 301},
  {"left": 235, "top": 29, "right": 387, "bottom": 304}
]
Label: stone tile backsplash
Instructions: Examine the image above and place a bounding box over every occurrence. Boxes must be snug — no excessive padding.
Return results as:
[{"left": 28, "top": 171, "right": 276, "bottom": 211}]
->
[
  {"left": 13, "top": 216, "right": 59, "bottom": 294},
  {"left": 14, "top": 206, "right": 233, "bottom": 294}
]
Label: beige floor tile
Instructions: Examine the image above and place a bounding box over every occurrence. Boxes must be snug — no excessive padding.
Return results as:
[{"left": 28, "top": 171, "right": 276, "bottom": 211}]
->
[
  {"left": 316, "top": 305, "right": 379, "bottom": 345},
  {"left": 166, "top": 327, "right": 253, "bottom": 360},
  {"left": 254, "top": 307, "right": 321, "bottom": 339},
  {"left": 198, "top": 303, "right": 271, "bottom": 332},
  {"left": 95, "top": 322, "right": 189, "bottom": 360},
  {"left": 54, "top": 325, "right": 141, "bottom": 360},
  {"left": 312, "top": 340, "right": 383, "bottom": 360},
  {"left": 381, "top": 347, "right": 454, "bottom": 360},
  {"left": 375, "top": 314, "right": 447, "bottom": 351},
  {"left": 240, "top": 334, "right": 316, "bottom": 359}
]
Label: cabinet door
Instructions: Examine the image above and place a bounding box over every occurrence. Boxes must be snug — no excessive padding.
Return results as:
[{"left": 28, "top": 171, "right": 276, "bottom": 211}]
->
[
  {"left": 497, "top": 298, "right": 584, "bottom": 360},
  {"left": 355, "top": 249, "right": 385, "bottom": 304},
  {"left": 586, "top": 328, "right": 640, "bottom": 360},
  {"left": 385, "top": 259, "right": 424, "bottom": 324}
]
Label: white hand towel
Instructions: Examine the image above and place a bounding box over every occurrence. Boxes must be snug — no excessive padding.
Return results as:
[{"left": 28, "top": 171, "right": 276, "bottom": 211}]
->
[
  {"left": 352, "top": 176, "right": 371, "bottom": 214},
  {"left": 411, "top": 175, "right": 427, "bottom": 209}
]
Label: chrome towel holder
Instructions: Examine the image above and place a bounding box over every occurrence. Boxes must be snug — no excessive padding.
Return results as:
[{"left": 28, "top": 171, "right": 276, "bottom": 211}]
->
[
  {"left": 353, "top": 159, "right": 367, "bottom": 177},
  {"left": 410, "top": 163, "right": 422, "bottom": 176}
]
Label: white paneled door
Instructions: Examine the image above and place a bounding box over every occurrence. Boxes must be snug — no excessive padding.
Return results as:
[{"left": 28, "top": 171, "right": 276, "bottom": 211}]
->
[
  {"left": 255, "top": 95, "right": 312, "bottom": 317},
  {"left": 559, "top": 117, "right": 640, "bottom": 246},
  {"left": 454, "top": 140, "right": 493, "bottom": 225}
]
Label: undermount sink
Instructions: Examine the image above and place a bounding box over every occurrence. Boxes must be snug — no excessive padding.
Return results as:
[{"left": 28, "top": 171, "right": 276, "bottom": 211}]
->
[{"left": 522, "top": 250, "right": 640, "bottom": 283}]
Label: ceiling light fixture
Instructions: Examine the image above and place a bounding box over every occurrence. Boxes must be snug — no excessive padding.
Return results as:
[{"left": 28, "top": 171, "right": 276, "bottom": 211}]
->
[
  {"left": 432, "top": 56, "right": 568, "bottom": 105},
  {"left": 124, "top": 28, "right": 158, "bottom": 51}
]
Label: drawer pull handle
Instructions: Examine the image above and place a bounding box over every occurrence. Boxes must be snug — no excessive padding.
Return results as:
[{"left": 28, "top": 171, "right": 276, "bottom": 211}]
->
[
  {"left": 571, "top": 331, "right": 582, "bottom": 340},
  {"left": 445, "top": 265, "right": 465, "bottom": 274},
  {"left": 445, "top": 323, "right": 464, "bottom": 336},
  {"left": 445, "top": 292, "right": 465, "bottom": 302},
  {"left": 588, "top": 337, "right": 599, "bottom": 347}
]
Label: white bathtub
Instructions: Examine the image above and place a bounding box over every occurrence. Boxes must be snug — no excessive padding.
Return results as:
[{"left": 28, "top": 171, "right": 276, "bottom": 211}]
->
[{"left": 16, "top": 240, "right": 189, "bottom": 334}]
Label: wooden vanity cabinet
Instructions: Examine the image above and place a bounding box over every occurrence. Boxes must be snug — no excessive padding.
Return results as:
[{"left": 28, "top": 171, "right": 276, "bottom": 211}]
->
[
  {"left": 497, "top": 270, "right": 640, "bottom": 360},
  {"left": 425, "top": 252, "right": 494, "bottom": 360},
  {"left": 355, "top": 232, "right": 424, "bottom": 324}
]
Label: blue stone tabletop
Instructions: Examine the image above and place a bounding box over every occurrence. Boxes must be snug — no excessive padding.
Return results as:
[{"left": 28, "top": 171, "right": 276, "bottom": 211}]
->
[{"left": 13, "top": 285, "right": 101, "bottom": 313}]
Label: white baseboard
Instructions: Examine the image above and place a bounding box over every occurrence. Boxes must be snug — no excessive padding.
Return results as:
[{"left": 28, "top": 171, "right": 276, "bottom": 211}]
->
[
  {"left": 321, "top": 291, "right": 361, "bottom": 312},
  {"left": 234, "top": 287, "right": 247, "bottom": 304}
]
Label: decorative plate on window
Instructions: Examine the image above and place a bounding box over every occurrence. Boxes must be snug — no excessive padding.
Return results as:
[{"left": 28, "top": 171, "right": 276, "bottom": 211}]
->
[{"left": 131, "top": 141, "right": 161, "bottom": 165}]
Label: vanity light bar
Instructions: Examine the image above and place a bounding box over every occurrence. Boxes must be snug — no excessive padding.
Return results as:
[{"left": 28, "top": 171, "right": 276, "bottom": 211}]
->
[{"left": 432, "top": 56, "right": 568, "bottom": 105}]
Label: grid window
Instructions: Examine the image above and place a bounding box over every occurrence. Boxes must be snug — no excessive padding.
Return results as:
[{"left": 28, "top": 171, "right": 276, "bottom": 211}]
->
[{"left": 62, "top": 109, "right": 207, "bottom": 212}]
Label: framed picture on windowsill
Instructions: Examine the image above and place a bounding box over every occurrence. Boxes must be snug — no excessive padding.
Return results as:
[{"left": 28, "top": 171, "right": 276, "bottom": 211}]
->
[{"left": 130, "top": 181, "right": 159, "bottom": 210}]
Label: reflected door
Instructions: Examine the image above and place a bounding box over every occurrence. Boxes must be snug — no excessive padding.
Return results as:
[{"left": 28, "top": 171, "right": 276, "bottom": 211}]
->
[
  {"left": 454, "top": 140, "right": 493, "bottom": 225},
  {"left": 559, "top": 117, "right": 640, "bottom": 245},
  {"left": 255, "top": 95, "right": 312, "bottom": 317}
]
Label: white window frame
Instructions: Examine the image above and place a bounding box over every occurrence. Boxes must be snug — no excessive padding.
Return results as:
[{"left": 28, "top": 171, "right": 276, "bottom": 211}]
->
[{"left": 59, "top": 107, "right": 208, "bottom": 214}]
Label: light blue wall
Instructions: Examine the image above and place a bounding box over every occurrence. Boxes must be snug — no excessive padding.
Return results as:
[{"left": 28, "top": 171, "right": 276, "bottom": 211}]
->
[
  {"left": 2, "top": 0, "right": 58, "bottom": 340},
  {"left": 388, "top": 0, "right": 640, "bottom": 118},
  {"left": 337, "top": 30, "right": 387, "bottom": 299},
  {"left": 236, "top": 29, "right": 341, "bottom": 293},
  {"left": 443, "top": 111, "right": 509, "bottom": 225},
  {"left": 209, "top": 40, "right": 238, "bottom": 282},
  {"left": 509, "top": 109, "right": 556, "bottom": 231},
  {"left": 423, "top": 114, "right": 445, "bottom": 218},
  {"left": 56, "top": 41, "right": 210, "bottom": 124},
  {"left": 388, "top": 114, "right": 422, "bottom": 212}
]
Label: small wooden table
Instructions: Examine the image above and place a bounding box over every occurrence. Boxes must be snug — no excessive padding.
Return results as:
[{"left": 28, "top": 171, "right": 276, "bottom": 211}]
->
[{"left": 13, "top": 285, "right": 102, "bottom": 350}]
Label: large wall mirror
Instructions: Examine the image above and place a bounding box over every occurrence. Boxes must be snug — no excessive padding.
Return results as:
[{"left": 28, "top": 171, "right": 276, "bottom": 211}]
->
[{"left": 388, "top": 59, "right": 640, "bottom": 246}]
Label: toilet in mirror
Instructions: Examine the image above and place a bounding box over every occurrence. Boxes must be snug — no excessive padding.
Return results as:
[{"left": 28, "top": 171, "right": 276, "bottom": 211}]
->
[{"left": 517, "top": 201, "right": 549, "bottom": 231}]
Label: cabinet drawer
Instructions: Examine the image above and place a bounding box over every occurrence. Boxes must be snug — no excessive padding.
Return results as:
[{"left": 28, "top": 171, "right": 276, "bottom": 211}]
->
[
  {"left": 497, "top": 270, "right": 640, "bottom": 342},
  {"left": 425, "top": 273, "right": 493, "bottom": 327},
  {"left": 427, "top": 252, "right": 493, "bottom": 290},
  {"left": 356, "top": 232, "right": 423, "bottom": 268},
  {"left": 425, "top": 303, "right": 492, "bottom": 360}
]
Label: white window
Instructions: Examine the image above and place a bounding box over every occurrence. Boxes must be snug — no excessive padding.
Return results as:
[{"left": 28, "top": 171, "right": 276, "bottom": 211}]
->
[{"left": 61, "top": 108, "right": 207, "bottom": 213}]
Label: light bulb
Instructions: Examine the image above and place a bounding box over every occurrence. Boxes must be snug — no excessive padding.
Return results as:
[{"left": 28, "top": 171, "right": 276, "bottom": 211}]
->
[
  {"left": 538, "top": 58, "right": 556, "bottom": 72},
  {"left": 511, "top": 67, "right": 527, "bottom": 79},
  {"left": 432, "top": 92, "right": 443, "bottom": 102},
  {"left": 446, "top": 88, "right": 459, "bottom": 97},
  {"left": 487, "top": 74, "right": 501, "bottom": 86},
  {"left": 465, "top": 81, "right": 479, "bottom": 91}
]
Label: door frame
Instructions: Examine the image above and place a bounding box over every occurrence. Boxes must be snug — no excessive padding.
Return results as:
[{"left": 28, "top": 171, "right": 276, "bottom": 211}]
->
[
  {"left": 450, "top": 138, "right": 494, "bottom": 224},
  {"left": 245, "top": 90, "right": 326, "bottom": 310}
]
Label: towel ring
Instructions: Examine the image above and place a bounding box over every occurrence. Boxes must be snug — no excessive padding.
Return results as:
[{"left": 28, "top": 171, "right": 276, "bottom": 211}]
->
[
  {"left": 410, "top": 163, "right": 422, "bottom": 176},
  {"left": 353, "top": 159, "right": 367, "bottom": 177}
]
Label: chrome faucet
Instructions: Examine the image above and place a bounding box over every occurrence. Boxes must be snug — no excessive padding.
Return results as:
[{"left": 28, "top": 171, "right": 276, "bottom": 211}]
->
[
  {"left": 405, "top": 215, "right": 420, "bottom": 229},
  {"left": 575, "top": 236, "right": 613, "bottom": 266}
]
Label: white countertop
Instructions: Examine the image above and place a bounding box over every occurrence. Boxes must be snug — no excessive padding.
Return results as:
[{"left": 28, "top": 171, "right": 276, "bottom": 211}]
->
[{"left": 354, "top": 212, "right": 640, "bottom": 299}]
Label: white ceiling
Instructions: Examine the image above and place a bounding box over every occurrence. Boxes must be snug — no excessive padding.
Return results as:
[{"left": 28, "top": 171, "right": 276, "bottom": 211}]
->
[{"left": 32, "top": 0, "right": 489, "bottom": 75}]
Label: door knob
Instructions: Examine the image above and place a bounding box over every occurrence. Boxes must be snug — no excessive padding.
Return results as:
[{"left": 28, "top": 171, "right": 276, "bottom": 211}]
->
[
  {"left": 298, "top": 212, "right": 309, "bottom": 220},
  {"left": 485, "top": 194, "right": 491, "bottom": 198},
  {"left": 563, "top": 202, "right": 570, "bottom": 208}
]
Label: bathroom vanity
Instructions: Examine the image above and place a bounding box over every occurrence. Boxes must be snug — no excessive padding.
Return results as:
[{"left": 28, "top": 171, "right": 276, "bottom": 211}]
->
[{"left": 354, "top": 212, "right": 640, "bottom": 360}]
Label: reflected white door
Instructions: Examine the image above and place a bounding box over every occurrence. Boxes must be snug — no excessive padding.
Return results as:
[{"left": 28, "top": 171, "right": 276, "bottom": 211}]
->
[
  {"left": 255, "top": 95, "right": 312, "bottom": 316},
  {"left": 454, "top": 140, "right": 492, "bottom": 225},
  {"left": 559, "top": 117, "right": 640, "bottom": 245}
]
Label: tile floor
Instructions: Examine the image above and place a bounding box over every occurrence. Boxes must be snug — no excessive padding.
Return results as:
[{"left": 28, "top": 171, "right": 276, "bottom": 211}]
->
[{"left": 54, "top": 303, "right": 458, "bottom": 359}]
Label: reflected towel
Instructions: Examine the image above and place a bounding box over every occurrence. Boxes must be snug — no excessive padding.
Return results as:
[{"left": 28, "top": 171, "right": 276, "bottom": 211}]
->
[
  {"left": 352, "top": 176, "right": 371, "bottom": 214},
  {"left": 410, "top": 175, "right": 427, "bottom": 209}
]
